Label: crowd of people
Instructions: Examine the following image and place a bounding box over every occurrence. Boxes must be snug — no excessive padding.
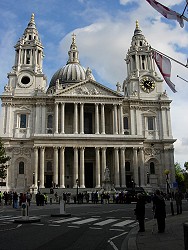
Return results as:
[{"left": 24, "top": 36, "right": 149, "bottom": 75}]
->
[{"left": 0, "top": 191, "right": 32, "bottom": 208}]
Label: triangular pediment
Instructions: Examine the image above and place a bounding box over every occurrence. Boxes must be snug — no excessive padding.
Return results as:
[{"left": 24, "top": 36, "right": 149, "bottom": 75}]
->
[{"left": 54, "top": 79, "right": 123, "bottom": 98}]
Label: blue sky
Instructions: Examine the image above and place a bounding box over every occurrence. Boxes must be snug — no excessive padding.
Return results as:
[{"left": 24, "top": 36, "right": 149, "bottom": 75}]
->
[{"left": 0, "top": 0, "right": 188, "bottom": 168}]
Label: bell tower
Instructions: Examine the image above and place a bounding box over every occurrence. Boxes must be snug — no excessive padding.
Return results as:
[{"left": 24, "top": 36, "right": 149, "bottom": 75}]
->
[
  {"left": 123, "top": 21, "right": 163, "bottom": 100},
  {"left": 5, "top": 13, "right": 47, "bottom": 96}
]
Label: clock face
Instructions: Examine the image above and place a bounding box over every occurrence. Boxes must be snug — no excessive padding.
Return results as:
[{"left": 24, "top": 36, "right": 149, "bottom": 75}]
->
[{"left": 140, "top": 77, "right": 155, "bottom": 93}]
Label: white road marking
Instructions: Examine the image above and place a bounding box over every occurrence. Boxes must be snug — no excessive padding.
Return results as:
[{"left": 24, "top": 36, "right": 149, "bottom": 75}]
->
[
  {"left": 72, "top": 218, "right": 99, "bottom": 225},
  {"left": 53, "top": 217, "right": 81, "bottom": 224},
  {"left": 112, "top": 219, "right": 135, "bottom": 227},
  {"left": 48, "top": 224, "right": 60, "bottom": 227},
  {"left": 93, "top": 219, "right": 118, "bottom": 226},
  {"left": 109, "top": 228, "right": 124, "bottom": 232},
  {"left": 89, "top": 227, "right": 103, "bottom": 230},
  {"left": 68, "top": 225, "right": 80, "bottom": 228}
]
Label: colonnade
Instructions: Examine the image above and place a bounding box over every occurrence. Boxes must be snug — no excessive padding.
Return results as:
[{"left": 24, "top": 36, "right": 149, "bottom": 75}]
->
[
  {"left": 33, "top": 146, "right": 145, "bottom": 189},
  {"left": 53, "top": 102, "right": 124, "bottom": 135}
]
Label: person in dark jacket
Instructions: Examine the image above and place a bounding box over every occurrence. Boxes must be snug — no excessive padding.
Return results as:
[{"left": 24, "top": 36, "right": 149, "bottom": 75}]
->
[
  {"left": 153, "top": 190, "right": 166, "bottom": 233},
  {"left": 134, "top": 193, "right": 145, "bottom": 232}
]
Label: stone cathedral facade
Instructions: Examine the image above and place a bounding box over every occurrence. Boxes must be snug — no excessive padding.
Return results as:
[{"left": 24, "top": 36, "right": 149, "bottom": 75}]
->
[{"left": 0, "top": 15, "right": 176, "bottom": 193}]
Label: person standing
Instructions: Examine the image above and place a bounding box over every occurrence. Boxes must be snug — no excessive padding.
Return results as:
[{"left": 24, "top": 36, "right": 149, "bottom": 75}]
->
[
  {"left": 175, "top": 190, "right": 183, "bottom": 214},
  {"left": 134, "top": 193, "right": 145, "bottom": 232},
  {"left": 153, "top": 190, "right": 166, "bottom": 233}
]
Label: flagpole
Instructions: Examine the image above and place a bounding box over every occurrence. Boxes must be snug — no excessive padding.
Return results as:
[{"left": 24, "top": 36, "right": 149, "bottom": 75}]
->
[
  {"left": 152, "top": 48, "right": 188, "bottom": 68},
  {"left": 177, "top": 75, "right": 188, "bottom": 83},
  {"left": 181, "top": 3, "right": 188, "bottom": 17}
]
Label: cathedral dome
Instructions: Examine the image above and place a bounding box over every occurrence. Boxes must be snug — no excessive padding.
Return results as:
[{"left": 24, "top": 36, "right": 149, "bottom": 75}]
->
[{"left": 49, "top": 34, "right": 95, "bottom": 89}]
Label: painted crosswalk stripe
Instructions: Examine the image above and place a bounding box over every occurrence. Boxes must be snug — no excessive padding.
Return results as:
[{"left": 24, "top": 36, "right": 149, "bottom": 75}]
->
[
  {"left": 112, "top": 220, "right": 135, "bottom": 227},
  {"left": 72, "top": 218, "right": 99, "bottom": 225},
  {"left": 54, "top": 217, "right": 81, "bottom": 224},
  {"left": 93, "top": 219, "right": 118, "bottom": 226}
]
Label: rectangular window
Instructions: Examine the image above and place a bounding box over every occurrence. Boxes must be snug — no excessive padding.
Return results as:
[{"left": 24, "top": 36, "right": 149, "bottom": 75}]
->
[
  {"left": 20, "top": 114, "right": 27, "bottom": 128},
  {"left": 123, "top": 117, "right": 129, "bottom": 130},
  {"left": 148, "top": 117, "right": 154, "bottom": 130}
]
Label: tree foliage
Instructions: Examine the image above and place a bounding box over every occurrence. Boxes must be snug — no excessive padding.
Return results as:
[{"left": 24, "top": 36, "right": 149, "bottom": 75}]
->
[{"left": 0, "top": 139, "right": 11, "bottom": 179}]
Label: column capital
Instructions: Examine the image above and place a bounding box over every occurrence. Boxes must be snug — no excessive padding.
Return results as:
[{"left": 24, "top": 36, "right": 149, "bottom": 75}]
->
[{"left": 53, "top": 146, "right": 59, "bottom": 150}]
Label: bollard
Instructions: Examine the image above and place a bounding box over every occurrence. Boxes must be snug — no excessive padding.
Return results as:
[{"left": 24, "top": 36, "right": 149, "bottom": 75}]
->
[
  {"left": 184, "top": 222, "right": 188, "bottom": 250},
  {"left": 50, "top": 197, "right": 52, "bottom": 205}
]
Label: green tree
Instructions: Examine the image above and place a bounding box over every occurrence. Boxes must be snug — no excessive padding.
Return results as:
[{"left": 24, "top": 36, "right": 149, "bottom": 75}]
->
[
  {"left": 0, "top": 139, "right": 11, "bottom": 179},
  {"left": 183, "top": 162, "right": 188, "bottom": 191},
  {"left": 174, "top": 162, "right": 185, "bottom": 191}
]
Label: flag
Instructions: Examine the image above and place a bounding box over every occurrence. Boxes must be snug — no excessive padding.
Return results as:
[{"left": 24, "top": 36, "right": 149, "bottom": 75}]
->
[
  {"left": 146, "top": 0, "right": 184, "bottom": 28},
  {"left": 153, "top": 50, "right": 177, "bottom": 93}
]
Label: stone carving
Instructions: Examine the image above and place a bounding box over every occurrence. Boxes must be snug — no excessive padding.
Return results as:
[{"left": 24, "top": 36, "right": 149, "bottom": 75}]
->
[
  {"left": 4, "top": 85, "right": 11, "bottom": 92},
  {"left": 72, "top": 85, "right": 102, "bottom": 95},
  {"left": 104, "top": 167, "right": 110, "bottom": 181},
  {"left": 144, "top": 147, "right": 161, "bottom": 156},
  {"left": 86, "top": 67, "right": 93, "bottom": 80}
]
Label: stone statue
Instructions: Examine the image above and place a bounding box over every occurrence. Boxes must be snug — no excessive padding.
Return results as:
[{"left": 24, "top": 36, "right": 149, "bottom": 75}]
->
[{"left": 104, "top": 167, "right": 110, "bottom": 181}]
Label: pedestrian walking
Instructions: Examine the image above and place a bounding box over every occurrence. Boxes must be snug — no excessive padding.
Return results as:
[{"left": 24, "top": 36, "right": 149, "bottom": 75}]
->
[
  {"left": 175, "top": 190, "right": 183, "bottom": 214},
  {"left": 153, "top": 190, "right": 166, "bottom": 233},
  {"left": 134, "top": 193, "right": 145, "bottom": 232}
]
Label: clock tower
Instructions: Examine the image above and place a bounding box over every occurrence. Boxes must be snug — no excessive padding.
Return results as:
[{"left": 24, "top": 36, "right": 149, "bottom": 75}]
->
[
  {"left": 5, "top": 13, "right": 47, "bottom": 97},
  {"left": 123, "top": 21, "right": 163, "bottom": 99}
]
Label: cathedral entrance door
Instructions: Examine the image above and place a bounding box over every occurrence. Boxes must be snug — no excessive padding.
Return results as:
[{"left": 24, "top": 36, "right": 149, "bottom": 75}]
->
[
  {"left": 85, "top": 163, "right": 93, "bottom": 188},
  {"left": 46, "top": 175, "right": 52, "bottom": 188}
]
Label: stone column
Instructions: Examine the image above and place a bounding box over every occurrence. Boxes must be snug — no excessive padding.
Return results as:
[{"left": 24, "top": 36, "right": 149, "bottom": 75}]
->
[
  {"left": 120, "top": 147, "right": 126, "bottom": 187},
  {"left": 80, "top": 103, "right": 84, "bottom": 134},
  {"left": 73, "top": 147, "right": 78, "bottom": 187},
  {"left": 74, "top": 103, "right": 78, "bottom": 134},
  {"left": 119, "top": 104, "right": 124, "bottom": 135},
  {"left": 139, "top": 148, "right": 145, "bottom": 186},
  {"left": 161, "top": 107, "right": 167, "bottom": 139},
  {"left": 95, "top": 103, "right": 99, "bottom": 134},
  {"left": 34, "top": 146, "right": 38, "bottom": 187},
  {"left": 54, "top": 103, "right": 59, "bottom": 134},
  {"left": 59, "top": 147, "right": 65, "bottom": 188},
  {"left": 130, "top": 106, "right": 135, "bottom": 135},
  {"left": 133, "top": 147, "right": 139, "bottom": 186},
  {"left": 40, "top": 147, "right": 45, "bottom": 188},
  {"left": 80, "top": 147, "right": 85, "bottom": 188},
  {"left": 101, "top": 104, "right": 105, "bottom": 134},
  {"left": 60, "top": 103, "right": 65, "bottom": 134},
  {"left": 7, "top": 104, "right": 11, "bottom": 136},
  {"left": 114, "top": 148, "right": 120, "bottom": 187},
  {"left": 101, "top": 147, "right": 106, "bottom": 182},
  {"left": 167, "top": 107, "right": 172, "bottom": 137},
  {"left": 95, "top": 147, "right": 101, "bottom": 188},
  {"left": 53, "top": 147, "right": 59, "bottom": 186},
  {"left": 41, "top": 104, "right": 46, "bottom": 134},
  {"left": 35, "top": 104, "right": 40, "bottom": 134},
  {"left": 113, "top": 104, "right": 118, "bottom": 134}
]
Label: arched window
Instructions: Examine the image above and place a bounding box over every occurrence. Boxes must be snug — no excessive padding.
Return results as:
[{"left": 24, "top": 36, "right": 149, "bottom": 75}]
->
[
  {"left": 125, "top": 161, "right": 131, "bottom": 172},
  {"left": 19, "top": 162, "right": 24, "bottom": 174},
  {"left": 124, "top": 117, "right": 129, "bottom": 130},
  {"left": 47, "top": 115, "right": 53, "bottom": 128},
  {"left": 47, "top": 161, "right": 52, "bottom": 172},
  {"left": 150, "top": 162, "right": 155, "bottom": 174}
]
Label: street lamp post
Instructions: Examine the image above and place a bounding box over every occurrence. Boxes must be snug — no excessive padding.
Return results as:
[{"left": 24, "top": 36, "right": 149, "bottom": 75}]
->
[
  {"left": 147, "top": 172, "right": 150, "bottom": 184},
  {"left": 37, "top": 180, "right": 40, "bottom": 193},
  {"left": 164, "top": 169, "right": 174, "bottom": 216},
  {"left": 76, "top": 179, "right": 79, "bottom": 203},
  {"left": 33, "top": 172, "right": 35, "bottom": 186}
]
